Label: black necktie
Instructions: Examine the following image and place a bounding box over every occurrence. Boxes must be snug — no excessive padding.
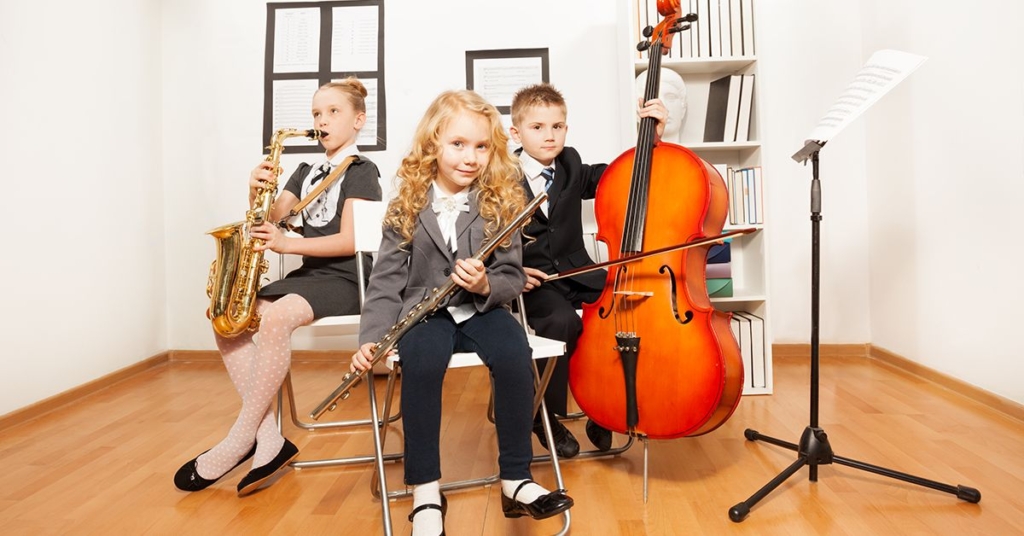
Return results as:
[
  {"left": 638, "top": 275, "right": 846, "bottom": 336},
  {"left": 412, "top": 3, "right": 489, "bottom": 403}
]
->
[{"left": 311, "top": 164, "right": 331, "bottom": 185}]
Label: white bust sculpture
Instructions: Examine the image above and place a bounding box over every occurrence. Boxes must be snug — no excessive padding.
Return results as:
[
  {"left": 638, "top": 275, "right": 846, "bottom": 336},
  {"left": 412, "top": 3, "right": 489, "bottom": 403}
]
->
[{"left": 635, "top": 68, "right": 687, "bottom": 144}]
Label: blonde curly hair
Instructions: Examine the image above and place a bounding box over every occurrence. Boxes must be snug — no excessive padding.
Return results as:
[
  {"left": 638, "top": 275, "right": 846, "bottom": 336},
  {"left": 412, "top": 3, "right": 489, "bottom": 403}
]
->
[{"left": 385, "top": 90, "right": 526, "bottom": 248}]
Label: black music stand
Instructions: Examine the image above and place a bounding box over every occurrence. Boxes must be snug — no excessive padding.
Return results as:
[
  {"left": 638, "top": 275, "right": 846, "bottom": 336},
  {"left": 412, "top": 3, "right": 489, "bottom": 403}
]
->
[{"left": 728, "top": 140, "right": 981, "bottom": 522}]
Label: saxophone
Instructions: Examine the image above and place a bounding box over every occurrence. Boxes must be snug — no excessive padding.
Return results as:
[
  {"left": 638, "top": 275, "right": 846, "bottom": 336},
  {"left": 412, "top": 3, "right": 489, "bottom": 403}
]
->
[
  {"left": 206, "top": 128, "right": 320, "bottom": 338},
  {"left": 309, "top": 192, "right": 548, "bottom": 420}
]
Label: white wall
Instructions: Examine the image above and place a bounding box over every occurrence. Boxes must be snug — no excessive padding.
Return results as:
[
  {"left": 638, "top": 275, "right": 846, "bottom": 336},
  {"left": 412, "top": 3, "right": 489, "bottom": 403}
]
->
[
  {"left": 4, "top": 0, "right": 1022, "bottom": 417},
  {"left": 754, "top": 2, "right": 873, "bottom": 344},
  {"left": 0, "top": 0, "right": 166, "bottom": 415},
  {"left": 862, "top": 0, "right": 1024, "bottom": 403}
]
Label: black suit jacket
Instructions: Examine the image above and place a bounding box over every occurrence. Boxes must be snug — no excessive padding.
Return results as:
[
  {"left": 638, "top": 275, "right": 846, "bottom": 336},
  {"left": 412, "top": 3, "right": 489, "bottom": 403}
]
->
[{"left": 519, "top": 146, "right": 607, "bottom": 291}]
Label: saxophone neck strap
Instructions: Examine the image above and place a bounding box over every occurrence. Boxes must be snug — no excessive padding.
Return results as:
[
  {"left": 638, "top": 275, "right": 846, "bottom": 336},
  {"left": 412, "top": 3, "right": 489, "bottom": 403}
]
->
[{"left": 283, "top": 155, "right": 359, "bottom": 222}]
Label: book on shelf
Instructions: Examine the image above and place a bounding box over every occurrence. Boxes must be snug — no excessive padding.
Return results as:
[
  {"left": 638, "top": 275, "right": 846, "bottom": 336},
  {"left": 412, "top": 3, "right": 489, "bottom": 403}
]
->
[
  {"left": 718, "top": 0, "right": 732, "bottom": 56},
  {"left": 704, "top": 74, "right": 742, "bottom": 142},
  {"left": 733, "top": 311, "right": 766, "bottom": 388},
  {"left": 740, "top": 0, "right": 755, "bottom": 55},
  {"left": 735, "top": 74, "right": 755, "bottom": 142},
  {"left": 706, "top": 262, "right": 732, "bottom": 279},
  {"left": 729, "top": 0, "right": 743, "bottom": 56},
  {"left": 707, "top": 278, "right": 733, "bottom": 298},
  {"left": 730, "top": 313, "right": 753, "bottom": 390},
  {"left": 689, "top": 0, "right": 699, "bottom": 58},
  {"left": 713, "top": 163, "right": 735, "bottom": 224},
  {"left": 731, "top": 168, "right": 746, "bottom": 223},
  {"left": 722, "top": 166, "right": 763, "bottom": 225},
  {"left": 697, "top": 0, "right": 711, "bottom": 57},
  {"left": 707, "top": 242, "right": 730, "bottom": 264},
  {"left": 708, "top": 0, "right": 722, "bottom": 57}
]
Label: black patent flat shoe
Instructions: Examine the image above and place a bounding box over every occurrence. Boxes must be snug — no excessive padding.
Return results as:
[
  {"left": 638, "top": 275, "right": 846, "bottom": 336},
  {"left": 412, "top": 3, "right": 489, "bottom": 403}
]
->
[
  {"left": 408, "top": 492, "right": 447, "bottom": 536},
  {"left": 174, "top": 443, "right": 256, "bottom": 492},
  {"left": 236, "top": 439, "right": 299, "bottom": 496},
  {"left": 533, "top": 418, "right": 580, "bottom": 458},
  {"left": 501, "top": 480, "right": 574, "bottom": 520}
]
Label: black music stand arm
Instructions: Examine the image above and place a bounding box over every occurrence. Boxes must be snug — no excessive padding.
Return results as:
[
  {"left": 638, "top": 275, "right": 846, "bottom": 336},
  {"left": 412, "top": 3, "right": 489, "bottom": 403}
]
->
[{"left": 727, "top": 141, "right": 981, "bottom": 523}]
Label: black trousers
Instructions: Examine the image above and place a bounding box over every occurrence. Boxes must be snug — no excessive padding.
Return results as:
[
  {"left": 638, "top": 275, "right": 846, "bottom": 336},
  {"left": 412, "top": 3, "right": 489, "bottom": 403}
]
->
[
  {"left": 398, "top": 308, "right": 535, "bottom": 485},
  {"left": 521, "top": 280, "right": 601, "bottom": 417}
]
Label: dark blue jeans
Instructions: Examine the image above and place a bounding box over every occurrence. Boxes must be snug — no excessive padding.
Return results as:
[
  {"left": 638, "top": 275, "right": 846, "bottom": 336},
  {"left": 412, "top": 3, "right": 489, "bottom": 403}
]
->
[{"left": 398, "top": 308, "right": 535, "bottom": 485}]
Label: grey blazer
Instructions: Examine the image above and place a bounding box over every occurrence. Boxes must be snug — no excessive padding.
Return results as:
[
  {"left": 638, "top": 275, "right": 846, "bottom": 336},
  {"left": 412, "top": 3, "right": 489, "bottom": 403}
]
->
[{"left": 358, "top": 187, "right": 526, "bottom": 346}]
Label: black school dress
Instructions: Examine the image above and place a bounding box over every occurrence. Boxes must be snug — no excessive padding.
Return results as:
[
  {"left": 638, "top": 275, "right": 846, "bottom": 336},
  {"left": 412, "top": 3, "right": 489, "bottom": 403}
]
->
[{"left": 257, "top": 155, "right": 382, "bottom": 319}]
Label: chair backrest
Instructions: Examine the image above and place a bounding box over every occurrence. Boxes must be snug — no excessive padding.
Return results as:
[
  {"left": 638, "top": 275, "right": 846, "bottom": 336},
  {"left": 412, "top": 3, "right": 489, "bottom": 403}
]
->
[
  {"left": 350, "top": 199, "right": 386, "bottom": 309},
  {"left": 351, "top": 199, "right": 386, "bottom": 255},
  {"left": 580, "top": 199, "right": 607, "bottom": 263}
]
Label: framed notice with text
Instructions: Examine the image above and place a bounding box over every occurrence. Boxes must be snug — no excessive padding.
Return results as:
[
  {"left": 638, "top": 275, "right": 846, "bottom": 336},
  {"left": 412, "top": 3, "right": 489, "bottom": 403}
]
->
[
  {"left": 264, "top": 0, "right": 386, "bottom": 153},
  {"left": 466, "top": 48, "right": 549, "bottom": 128}
]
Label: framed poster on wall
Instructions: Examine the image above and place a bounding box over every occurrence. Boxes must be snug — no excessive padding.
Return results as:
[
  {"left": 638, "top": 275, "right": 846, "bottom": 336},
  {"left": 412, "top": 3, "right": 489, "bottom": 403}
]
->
[{"left": 264, "top": 0, "right": 386, "bottom": 153}]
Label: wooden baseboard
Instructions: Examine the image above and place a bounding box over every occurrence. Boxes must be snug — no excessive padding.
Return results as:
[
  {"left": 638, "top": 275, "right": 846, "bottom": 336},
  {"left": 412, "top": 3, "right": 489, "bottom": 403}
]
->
[
  {"left": 0, "top": 352, "right": 170, "bottom": 432},
  {"left": 868, "top": 344, "right": 1024, "bottom": 423}
]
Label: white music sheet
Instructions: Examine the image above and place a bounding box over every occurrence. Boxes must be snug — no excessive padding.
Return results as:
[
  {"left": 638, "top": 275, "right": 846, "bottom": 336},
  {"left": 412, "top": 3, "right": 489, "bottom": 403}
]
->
[
  {"left": 806, "top": 49, "right": 927, "bottom": 145},
  {"left": 273, "top": 8, "right": 320, "bottom": 73}
]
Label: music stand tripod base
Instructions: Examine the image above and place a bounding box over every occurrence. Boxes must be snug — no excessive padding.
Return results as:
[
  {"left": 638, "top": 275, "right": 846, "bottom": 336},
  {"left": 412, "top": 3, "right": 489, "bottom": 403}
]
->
[{"left": 729, "top": 144, "right": 981, "bottom": 523}]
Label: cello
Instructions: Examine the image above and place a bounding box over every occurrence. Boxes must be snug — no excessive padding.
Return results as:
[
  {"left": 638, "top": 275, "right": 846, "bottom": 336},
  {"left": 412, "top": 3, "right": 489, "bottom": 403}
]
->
[{"left": 568, "top": 0, "right": 744, "bottom": 439}]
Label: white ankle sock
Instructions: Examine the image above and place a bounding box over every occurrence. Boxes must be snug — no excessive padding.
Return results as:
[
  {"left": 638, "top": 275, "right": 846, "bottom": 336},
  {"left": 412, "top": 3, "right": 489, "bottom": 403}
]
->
[
  {"left": 501, "top": 479, "right": 548, "bottom": 504},
  {"left": 411, "top": 481, "right": 443, "bottom": 536}
]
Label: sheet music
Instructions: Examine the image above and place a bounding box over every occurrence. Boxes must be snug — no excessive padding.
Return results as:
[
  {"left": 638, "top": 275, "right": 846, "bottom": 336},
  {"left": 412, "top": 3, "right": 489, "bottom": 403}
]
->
[
  {"left": 331, "top": 5, "right": 378, "bottom": 72},
  {"left": 272, "top": 79, "right": 320, "bottom": 146},
  {"left": 273, "top": 8, "right": 320, "bottom": 73},
  {"left": 806, "top": 49, "right": 927, "bottom": 144},
  {"left": 472, "top": 56, "right": 544, "bottom": 109},
  {"left": 352, "top": 78, "right": 379, "bottom": 147}
]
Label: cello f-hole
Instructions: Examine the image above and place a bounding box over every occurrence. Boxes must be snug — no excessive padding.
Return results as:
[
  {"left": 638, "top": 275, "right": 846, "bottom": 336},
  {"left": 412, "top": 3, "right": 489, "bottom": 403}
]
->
[{"left": 659, "top": 264, "right": 694, "bottom": 325}]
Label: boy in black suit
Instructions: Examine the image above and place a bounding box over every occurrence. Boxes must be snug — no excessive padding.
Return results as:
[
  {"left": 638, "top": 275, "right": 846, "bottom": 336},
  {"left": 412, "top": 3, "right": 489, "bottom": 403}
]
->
[{"left": 509, "top": 83, "right": 667, "bottom": 457}]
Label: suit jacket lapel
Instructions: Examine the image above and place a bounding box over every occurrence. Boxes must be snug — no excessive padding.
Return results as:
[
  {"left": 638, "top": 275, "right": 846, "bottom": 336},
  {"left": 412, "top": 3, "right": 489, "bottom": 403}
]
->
[
  {"left": 454, "top": 189, "right": 481, "bottom": 250},
  {"left": 545, "top": 164, "right": 564, "bottom": 216},
  {"left": 520, "top": 173, "right": 548, "bottom": 223},
  {"left": 421, "top": 186, "right": 452, "bottom": 260}
]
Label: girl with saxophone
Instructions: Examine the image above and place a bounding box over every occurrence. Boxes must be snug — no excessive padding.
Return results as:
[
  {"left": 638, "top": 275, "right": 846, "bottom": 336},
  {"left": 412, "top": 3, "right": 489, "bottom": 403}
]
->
[
  {"left": 350, "top": 90, "right": 573, "bottom": 536},
  {"left": 175, "top": 77, "right": 382, "bottom": 496}
]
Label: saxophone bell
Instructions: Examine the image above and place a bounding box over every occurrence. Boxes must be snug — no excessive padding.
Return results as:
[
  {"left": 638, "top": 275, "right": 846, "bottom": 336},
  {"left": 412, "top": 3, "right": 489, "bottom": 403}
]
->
[{"left": 206, "top": 127, "right": 321, "bottom": 338}]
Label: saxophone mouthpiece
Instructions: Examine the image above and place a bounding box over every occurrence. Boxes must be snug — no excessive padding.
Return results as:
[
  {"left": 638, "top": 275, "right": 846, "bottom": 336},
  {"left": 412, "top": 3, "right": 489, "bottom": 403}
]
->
[{"left": 307, "top": 129, "right": 321, "bottom": 139}]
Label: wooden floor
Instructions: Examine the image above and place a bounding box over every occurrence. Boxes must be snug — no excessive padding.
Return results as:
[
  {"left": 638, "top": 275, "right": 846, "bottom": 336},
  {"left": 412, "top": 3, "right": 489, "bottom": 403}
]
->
[{"left": 1, "top": 354, "right": 1023, "bottom": 535}]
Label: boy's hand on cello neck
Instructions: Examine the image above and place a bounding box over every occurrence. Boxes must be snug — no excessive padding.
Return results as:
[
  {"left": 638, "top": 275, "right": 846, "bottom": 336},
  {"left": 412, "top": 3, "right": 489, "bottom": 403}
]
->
[
  {"left": 637, "top": 98, "right": 669, "bottom": 142},
  {"left": 452, "top": 258, "right": 490, "bottom": 296}
]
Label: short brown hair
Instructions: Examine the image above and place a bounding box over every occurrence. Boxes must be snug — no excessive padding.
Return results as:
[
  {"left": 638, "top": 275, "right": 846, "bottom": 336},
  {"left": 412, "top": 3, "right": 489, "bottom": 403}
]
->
[{"left": 510, "top": 83, "right": 567, "bottom": 127}]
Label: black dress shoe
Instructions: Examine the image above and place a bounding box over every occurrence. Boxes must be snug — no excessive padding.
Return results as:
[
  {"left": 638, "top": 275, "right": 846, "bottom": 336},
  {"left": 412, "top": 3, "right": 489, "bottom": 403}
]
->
[
  {"left": 408, "top": 492, "right": 447, "bottom": 536},
  {"left": 533, "top": 418, "right": 579, "bottom": 458},
  {"left": 586, "top": 419, "right": 613, "bottom": 452},
  {"left": 236, "top": 439, "right": 299, "bottom": 496},
  {"left": 174, "top": 443, "right": 257, "bottom": 492},
  {"left": 501, "top": 480, "right": 574, "bottom": 520}
]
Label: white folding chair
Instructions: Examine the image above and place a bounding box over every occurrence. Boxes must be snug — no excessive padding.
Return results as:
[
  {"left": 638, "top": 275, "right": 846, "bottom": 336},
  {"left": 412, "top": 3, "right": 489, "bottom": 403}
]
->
[
  {"left": 274, "top": 200, "right": 403, "bottom": 468},
  {"left": 335, "top": 209, "right": 572, "bottom": 535},
  {"left": 365, "top": 335, "right": 572, "bottom": 536}
]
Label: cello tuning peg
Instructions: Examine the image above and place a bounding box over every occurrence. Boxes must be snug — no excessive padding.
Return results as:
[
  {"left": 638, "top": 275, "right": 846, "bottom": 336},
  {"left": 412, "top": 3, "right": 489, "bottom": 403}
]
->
[
  {"left": 636, "top": 41, "right": 651, "bottom": 52},
  {"left": 642, "top": 25, "right": 654, "bottom": 38}
]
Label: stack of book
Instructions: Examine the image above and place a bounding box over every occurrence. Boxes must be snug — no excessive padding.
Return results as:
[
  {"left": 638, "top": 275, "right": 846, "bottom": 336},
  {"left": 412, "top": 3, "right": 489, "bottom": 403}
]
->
[
  {"left": 634, "top": 0, "right": 756, "bottom": 60},
  {"left": 705, "top": 241, "right": 733, "bottom": 298},
  {"left": 713, "top": 164, "right": 763, "bottom": 225},
  {"left": 730, "top": 311, "right": 768, "bottom": 392},
  {"left": 704, "top": 73, "right": 755, "bottom": 143}
]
